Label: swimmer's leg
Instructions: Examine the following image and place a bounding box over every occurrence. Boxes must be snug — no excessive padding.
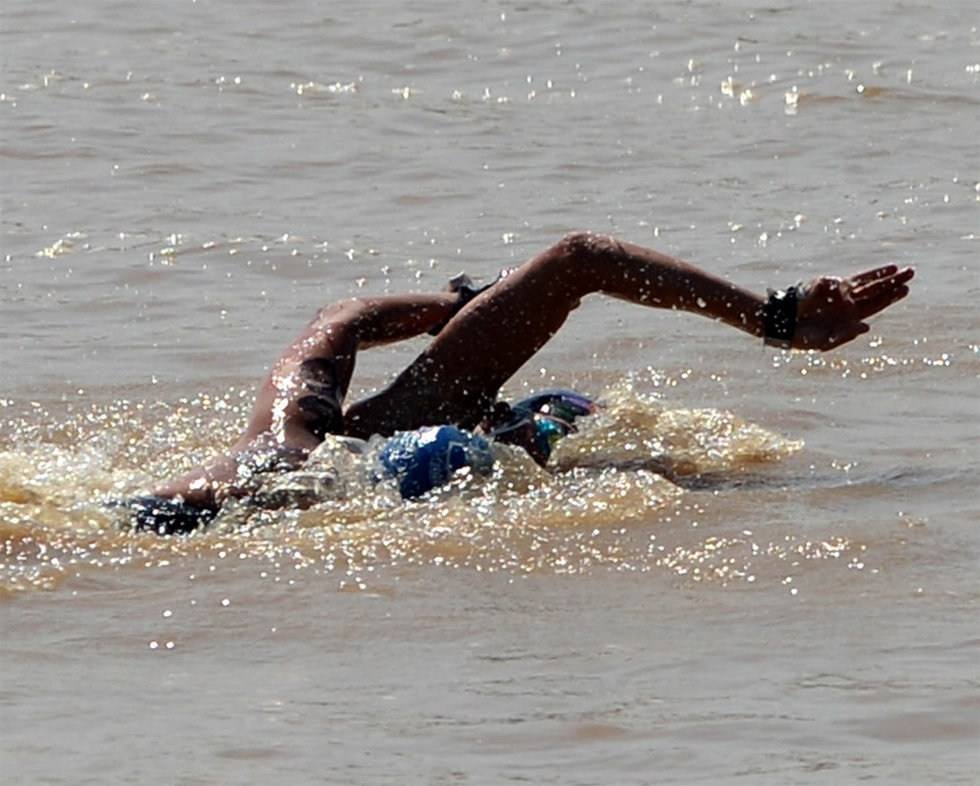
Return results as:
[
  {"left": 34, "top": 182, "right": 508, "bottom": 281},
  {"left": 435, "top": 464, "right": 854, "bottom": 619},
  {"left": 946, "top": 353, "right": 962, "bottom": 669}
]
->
[{"left": 344, "top": 232, "right": 770, "bottom": 435}]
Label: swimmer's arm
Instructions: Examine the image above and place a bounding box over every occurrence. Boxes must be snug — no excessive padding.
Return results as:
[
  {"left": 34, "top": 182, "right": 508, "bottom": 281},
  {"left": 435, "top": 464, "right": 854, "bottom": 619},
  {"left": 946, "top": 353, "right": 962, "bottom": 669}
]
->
[
  {"left": 150, "top": 293, "right": 466, "bottom": 506},
  {"left": 342, "top": 293, "right": 461, "bottom": 348},
  {"left": 625, "top": 243, "right": 913, "bottom": 351},
  {"left": 151, "top": 452, "right": 243, "bottom": 509}
]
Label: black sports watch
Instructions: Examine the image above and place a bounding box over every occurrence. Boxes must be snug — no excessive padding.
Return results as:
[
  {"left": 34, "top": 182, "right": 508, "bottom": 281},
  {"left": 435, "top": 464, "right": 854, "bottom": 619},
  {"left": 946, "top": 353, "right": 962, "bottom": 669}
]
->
[{"left": 763, "top": 286, "right": 800, "bottom": 348}]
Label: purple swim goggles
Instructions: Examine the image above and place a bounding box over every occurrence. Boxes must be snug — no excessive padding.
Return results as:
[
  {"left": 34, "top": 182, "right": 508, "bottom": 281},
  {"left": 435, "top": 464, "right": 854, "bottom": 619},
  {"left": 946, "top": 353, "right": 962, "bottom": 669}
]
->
[{"left": 489, "top": 388, "right": 598, "bottom": 464}]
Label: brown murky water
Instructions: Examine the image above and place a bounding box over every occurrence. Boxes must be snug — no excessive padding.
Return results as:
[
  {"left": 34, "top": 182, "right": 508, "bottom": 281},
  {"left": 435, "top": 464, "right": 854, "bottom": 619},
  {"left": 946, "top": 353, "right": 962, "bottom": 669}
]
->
[{"left": 2, "top": 1, "right": 978, "bottom": 783}]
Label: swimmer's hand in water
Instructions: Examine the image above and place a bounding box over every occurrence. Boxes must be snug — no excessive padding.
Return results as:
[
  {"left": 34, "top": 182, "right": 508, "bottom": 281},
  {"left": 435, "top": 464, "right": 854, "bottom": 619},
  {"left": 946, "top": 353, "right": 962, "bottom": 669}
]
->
[{"left": 793, "top": 264, "right": 915, "bottom": 350}]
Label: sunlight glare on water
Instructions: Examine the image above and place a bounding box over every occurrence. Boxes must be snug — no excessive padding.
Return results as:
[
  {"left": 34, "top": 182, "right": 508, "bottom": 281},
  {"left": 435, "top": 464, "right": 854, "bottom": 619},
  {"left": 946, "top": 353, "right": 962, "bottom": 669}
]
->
[
  {"left": 2, "top": 1, "right": 978, "bottom": 783},
  {"left": 0, "top": 384, "right": 840, "bottom": 596}
]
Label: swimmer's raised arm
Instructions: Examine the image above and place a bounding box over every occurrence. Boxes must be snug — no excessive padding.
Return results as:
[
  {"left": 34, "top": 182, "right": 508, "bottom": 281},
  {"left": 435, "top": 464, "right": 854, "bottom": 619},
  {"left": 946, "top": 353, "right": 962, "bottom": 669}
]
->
[
  {"left": 345, "top": 232, "right": 915, "bottom": 436},
  {"left": 577, "top": 236, "right": 913, "bottom": 351}
]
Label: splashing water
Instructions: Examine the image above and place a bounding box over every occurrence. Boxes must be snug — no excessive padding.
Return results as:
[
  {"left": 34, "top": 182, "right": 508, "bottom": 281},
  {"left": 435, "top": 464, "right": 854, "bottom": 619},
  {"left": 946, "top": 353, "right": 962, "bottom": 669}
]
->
[{"left": 0, "top": 383, "right": 816, "bottom": 595}]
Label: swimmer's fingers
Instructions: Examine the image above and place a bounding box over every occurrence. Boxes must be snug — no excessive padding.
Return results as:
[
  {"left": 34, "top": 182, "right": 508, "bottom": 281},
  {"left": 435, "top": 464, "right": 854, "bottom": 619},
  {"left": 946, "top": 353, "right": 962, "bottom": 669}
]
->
[
  {"left": 850, "top": 267, "right": 914, "bottom": 320},
  {"left": 848, "top": 264, "right": 900, "bottom": 287},
  {"left": 849, "top": 265, "right": 914, "bottom": 296},
  {"left": 854, "top": 283, "right": 911, "bottom": 320},
  {"left": 793, "top": 267, "right": 911, "bottom": 351}
]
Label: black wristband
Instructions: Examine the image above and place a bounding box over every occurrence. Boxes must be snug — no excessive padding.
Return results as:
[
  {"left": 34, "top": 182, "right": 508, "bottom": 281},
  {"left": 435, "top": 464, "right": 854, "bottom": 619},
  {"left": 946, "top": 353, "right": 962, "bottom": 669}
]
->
[{"left": 763, "top": 286, "right": 799, "bottom": 348}]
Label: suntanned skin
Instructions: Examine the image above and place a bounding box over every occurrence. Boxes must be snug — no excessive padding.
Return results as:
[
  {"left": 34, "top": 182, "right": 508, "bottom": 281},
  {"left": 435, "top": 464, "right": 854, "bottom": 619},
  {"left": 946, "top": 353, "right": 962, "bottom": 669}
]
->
[{"left": 154, "top": 231, "right": 914, "bottom": 508}]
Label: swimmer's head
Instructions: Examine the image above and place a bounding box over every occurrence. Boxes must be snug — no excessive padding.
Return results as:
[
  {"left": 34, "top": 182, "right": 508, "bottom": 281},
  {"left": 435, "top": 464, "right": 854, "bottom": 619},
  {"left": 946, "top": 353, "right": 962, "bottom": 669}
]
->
[{"left": 486, "top": 389, "right": 597, "bottom": 465}]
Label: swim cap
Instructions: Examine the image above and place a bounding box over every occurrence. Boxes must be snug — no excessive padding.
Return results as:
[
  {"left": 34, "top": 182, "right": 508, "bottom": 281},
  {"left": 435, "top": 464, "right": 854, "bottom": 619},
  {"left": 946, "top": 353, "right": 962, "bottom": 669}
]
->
[{"left": 379, "top": 425, "right": 494, "bottom": 499}]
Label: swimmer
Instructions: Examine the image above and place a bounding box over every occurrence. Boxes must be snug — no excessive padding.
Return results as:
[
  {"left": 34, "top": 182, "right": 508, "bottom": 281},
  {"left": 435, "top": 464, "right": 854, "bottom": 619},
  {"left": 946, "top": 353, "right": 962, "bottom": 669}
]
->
[{"left": 126, "top": 232, "right": 914, "bottom": 533}]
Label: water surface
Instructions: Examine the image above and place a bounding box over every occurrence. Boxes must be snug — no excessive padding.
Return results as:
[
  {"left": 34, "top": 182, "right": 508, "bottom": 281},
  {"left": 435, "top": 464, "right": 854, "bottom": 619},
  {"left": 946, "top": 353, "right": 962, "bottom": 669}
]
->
[{"left": 2, "top": 1, "right": 978, "bottom": 783}]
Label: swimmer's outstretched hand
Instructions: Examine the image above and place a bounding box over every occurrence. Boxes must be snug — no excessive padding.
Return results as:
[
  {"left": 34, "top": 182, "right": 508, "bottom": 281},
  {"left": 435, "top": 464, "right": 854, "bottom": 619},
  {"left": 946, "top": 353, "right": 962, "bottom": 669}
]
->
[{"left": 793, "top": 264, "right": 914, "bottom": 350}]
